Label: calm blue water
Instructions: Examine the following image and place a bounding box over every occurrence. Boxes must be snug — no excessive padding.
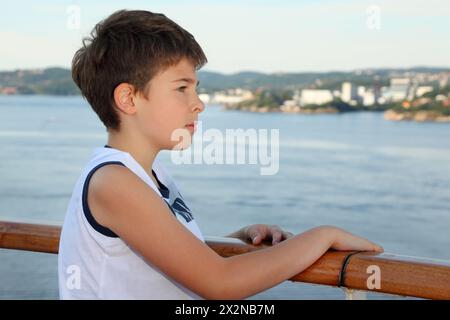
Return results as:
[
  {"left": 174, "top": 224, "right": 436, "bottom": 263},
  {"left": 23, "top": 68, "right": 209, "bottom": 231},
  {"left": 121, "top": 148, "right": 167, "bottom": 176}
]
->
[{"left": 1, "top": 95, "right": 449, "bottom": 299}]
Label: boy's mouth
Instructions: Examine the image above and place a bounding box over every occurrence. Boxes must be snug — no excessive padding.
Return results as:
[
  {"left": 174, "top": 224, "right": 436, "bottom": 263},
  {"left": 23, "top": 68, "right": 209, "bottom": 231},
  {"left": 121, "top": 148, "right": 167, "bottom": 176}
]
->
[{"left": 185, "top": 122, "right": 195, "bottom": 132}]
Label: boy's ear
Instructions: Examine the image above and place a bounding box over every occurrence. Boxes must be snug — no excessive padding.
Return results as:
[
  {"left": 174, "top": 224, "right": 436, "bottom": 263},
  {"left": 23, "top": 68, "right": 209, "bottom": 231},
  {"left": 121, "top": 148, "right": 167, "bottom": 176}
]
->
[{"left": 113, "top": 83, "right": 137, "bottom": 115}]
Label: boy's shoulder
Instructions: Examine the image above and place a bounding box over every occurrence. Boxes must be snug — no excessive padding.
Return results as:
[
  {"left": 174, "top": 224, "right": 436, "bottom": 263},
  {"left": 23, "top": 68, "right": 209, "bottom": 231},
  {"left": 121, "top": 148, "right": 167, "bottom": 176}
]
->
[{"left": 86, "top": 160, "right": 163, "bottom": 232}]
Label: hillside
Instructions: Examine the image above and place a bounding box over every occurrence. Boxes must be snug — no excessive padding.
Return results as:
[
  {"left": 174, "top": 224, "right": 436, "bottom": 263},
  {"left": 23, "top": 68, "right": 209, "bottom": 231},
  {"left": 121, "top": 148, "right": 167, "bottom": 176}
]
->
[{"left": 1, "top": 66, "right": 449, "bottom": 95}]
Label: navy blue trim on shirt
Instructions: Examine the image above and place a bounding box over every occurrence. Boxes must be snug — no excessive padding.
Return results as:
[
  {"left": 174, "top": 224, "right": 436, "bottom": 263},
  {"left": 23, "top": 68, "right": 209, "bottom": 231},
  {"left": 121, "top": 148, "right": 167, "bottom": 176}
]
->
[
  {"left": 152, "top": 170, "right": 170, "bottom": 199},
  {"left": 163, "top": 199, "right": 177, "bottom": 219},
  {"left": 82, "top": 161, "right": 126, "bottom": 238}
]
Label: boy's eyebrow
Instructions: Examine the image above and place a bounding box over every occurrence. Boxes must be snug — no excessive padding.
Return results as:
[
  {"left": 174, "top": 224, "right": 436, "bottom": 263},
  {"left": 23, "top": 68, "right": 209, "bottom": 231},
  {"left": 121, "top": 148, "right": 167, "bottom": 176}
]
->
[{"left": 172, "top": 78, "right": 200, "bottom": 87}]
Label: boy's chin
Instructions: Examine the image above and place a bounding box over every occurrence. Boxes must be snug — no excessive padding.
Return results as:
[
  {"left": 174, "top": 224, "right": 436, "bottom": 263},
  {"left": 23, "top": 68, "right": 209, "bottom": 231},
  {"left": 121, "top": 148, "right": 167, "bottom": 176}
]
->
[
  {"left": 167, "top": 128, "right": 193, "bottom": 151},
  {"left": 167, "top": 141, "right": 193, "bottom": 151}
]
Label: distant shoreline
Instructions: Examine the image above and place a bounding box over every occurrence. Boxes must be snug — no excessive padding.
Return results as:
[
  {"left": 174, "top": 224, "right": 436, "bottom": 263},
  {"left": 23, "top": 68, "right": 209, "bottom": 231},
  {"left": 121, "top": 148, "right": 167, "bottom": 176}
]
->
[
  {"left": 224, "top": 104, "right": 450, "bottom": 123},
  {"left": 223, "top": 104, "right": 340, "bottom": 114},
  {"left": 384, "top": 109, "right": 450, "bottom": 123}
]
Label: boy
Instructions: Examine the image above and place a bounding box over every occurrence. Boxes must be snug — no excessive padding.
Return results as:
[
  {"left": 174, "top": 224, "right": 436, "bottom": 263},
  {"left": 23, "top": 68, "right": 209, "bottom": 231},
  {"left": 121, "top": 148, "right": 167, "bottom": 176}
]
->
[{"left": 58, "top": 9, "right": 383, "bottom": 299}]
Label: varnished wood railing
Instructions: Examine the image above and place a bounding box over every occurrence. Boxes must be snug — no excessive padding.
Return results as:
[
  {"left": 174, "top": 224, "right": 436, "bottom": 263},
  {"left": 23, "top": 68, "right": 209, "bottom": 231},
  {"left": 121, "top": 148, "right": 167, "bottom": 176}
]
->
[{"left": 1, "top": 220, "right": 449, "bottom": 299}]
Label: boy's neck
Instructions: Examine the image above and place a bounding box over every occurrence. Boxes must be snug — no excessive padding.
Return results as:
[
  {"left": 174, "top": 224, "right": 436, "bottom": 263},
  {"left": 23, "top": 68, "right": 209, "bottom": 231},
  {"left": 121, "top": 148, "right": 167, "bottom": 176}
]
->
[{"left": 106, "top": 131, "right": 160, "bottom": 179}]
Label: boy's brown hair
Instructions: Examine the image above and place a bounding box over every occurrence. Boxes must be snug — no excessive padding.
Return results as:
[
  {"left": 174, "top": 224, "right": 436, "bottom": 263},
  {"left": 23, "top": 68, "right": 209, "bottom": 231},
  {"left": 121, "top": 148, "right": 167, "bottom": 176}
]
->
[{"left": 72, "top": 9, "right": 208, "bottom": 130}]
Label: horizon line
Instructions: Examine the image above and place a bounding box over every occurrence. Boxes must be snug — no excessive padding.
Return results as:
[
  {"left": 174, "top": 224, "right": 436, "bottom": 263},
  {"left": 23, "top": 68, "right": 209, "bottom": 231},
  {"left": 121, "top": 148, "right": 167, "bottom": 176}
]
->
[{"left": 1, "top": 64, "right": 450, "bottom": 75}]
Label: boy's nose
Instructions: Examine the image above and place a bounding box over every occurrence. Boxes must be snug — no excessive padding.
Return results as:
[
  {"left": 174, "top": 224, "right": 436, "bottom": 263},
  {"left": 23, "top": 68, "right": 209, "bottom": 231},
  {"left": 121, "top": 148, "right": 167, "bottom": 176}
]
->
[{"left": 193, "top": 96, "right": 205, "bottom": 113}]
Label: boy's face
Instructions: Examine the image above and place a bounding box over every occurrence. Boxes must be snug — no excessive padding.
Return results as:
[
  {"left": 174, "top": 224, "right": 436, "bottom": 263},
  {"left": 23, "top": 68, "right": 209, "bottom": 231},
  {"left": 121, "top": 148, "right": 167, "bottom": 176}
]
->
[{"left": 134, "top": 57, "right": 204, "bottom": 150}]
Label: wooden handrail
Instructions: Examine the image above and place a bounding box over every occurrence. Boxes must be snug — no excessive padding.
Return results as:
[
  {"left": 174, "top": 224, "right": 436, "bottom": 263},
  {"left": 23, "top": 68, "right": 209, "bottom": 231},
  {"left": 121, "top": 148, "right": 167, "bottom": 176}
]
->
[
  {"left": 1, "top": 220, "right": 449, "bottom": 299},
  {"left": 0, "top": 220, "right": 60, "bottom": 254}
]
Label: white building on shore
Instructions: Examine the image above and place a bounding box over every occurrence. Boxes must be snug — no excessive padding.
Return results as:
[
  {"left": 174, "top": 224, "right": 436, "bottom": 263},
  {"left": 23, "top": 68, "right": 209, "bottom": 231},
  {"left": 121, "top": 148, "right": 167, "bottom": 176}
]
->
[
  {"left": 341, "top": 82, "right": 357, "bottom": 103},
  {"left": 383, "top": 78, "right": 412, "bottom": 102},
  {"left": 415, "top": 86, "right": 434, "bottom": 97},
  {"left": 299, "top": 89, "right": 333, "bottom": 106},
  {"left": 210, "top": 88, "right": 254, "bottom": 105},
  {"left": 361, "top": 90, "right": 376, "bottom": 106},
  {"left": 198, "top": 93, "right": 211, "bottom": 104}
]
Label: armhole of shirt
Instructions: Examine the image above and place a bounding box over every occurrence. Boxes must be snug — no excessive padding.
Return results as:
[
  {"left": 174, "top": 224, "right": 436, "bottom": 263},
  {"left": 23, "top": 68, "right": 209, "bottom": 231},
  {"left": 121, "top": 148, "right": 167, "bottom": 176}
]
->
[{"left": 81, "top": 161, "right": 126, "bottom": 238}]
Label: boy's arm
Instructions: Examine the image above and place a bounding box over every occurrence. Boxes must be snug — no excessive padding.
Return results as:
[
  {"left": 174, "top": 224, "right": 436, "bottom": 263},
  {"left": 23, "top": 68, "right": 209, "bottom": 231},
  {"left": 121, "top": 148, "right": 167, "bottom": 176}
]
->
[{"left": 89, "top": 165, "right": 383, "bottom": 300}]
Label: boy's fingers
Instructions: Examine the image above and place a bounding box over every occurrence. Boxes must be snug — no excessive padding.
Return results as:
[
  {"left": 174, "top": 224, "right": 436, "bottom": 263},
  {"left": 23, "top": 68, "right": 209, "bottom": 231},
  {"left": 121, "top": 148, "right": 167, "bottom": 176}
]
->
[
  {"left": 282, "top": 231, "right": 294, "bottom": 240},
  {"left": 252, "top": 235, "right": 261, "bottom": 244},
  {"left": 248, "top": 229, "right": 262, "bottom": 244},
  {"left": 271, "top": 230, "right": 282, "bottom": 245},
  {"left": 252, "top": 234, "right": 261, "bottom": 244},
  {"left": 249, "top": 225, "right": 293, "bottom": 245}
]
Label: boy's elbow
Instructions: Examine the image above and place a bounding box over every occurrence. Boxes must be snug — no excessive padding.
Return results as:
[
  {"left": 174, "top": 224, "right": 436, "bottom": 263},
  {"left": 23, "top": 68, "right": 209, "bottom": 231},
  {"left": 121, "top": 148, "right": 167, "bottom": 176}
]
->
[
  {"left": 197, "top": 260, "right": 249, "bottom": 300},
  {"left": 201, "top": 285, "right": 246, "bottom": 300}
]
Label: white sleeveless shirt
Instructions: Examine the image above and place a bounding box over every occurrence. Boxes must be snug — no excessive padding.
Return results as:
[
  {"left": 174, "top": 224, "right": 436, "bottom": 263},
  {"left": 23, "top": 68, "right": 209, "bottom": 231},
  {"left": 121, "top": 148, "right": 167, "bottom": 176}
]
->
[{"left": 58, "top": 146, "right": 205, "bottom": 299}]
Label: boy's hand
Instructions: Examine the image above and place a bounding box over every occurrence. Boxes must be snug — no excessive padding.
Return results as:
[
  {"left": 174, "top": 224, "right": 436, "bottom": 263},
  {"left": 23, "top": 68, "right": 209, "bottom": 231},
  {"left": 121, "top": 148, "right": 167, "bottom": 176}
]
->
[
  {"left": 328, "top": 226, "right": 384, "bottom": 253},
  {"left": 228, "top": 224, "right": 294, "bottom": 245}
]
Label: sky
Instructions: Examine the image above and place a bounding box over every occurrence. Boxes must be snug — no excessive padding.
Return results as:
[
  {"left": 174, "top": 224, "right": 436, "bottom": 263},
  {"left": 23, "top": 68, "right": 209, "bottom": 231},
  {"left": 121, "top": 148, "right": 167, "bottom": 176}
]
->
[{"left": 1, "top": 0, "right": 450, "bottom": 74}]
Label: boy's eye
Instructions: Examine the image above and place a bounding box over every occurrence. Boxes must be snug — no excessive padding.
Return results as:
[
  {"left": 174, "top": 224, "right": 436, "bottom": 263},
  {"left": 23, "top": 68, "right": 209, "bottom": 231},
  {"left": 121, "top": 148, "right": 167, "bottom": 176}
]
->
[{"left": 177, "top": 86, "right": 187, "bottom": 92}]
